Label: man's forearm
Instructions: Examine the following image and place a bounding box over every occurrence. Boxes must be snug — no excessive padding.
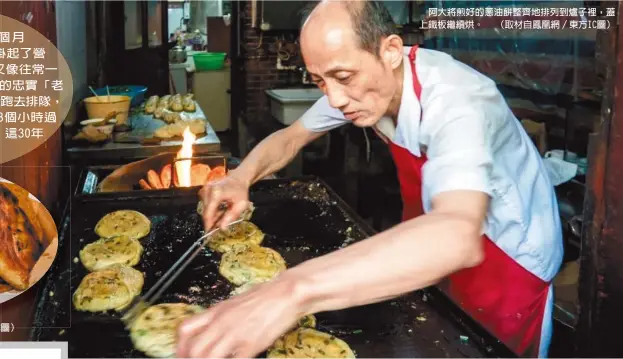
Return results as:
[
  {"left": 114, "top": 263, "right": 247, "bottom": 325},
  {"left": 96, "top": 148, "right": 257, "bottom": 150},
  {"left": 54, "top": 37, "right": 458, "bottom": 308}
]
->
[
  {"left": 228, "top": 133, "right": 299, "bottom": 186},
  {"left": 282, "top": 212, "right": 484, "bottom": 316},
  {"left": 229, "top": 124, "right": 324, "bottom": 187}
]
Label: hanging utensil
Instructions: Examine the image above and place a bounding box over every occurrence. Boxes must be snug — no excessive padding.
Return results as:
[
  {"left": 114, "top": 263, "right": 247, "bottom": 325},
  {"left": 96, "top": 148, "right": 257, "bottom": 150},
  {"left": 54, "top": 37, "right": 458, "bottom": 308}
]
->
[{"left": 88, "top": 86, "right": 103, "bottom": 102}]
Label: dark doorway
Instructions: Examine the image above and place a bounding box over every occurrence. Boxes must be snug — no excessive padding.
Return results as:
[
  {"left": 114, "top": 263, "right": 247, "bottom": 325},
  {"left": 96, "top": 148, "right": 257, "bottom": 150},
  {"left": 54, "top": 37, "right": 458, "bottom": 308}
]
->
[{"left": 106, "top": 0, "right": 170, "bottom": 96}]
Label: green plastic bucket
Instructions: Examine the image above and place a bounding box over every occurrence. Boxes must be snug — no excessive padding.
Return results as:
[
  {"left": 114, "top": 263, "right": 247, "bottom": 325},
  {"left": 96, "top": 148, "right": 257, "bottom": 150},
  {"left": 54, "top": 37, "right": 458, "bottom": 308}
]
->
[{"left": 193, "top": 52, "right": 226, "bottom": 71}]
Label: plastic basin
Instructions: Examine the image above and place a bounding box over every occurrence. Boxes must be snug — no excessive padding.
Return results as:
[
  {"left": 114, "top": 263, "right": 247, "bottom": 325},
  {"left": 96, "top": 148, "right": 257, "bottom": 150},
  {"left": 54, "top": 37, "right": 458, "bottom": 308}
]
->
[
  {"left": 94, "top": 85, "right": 147, "bottom": 108},
  {"left": 193, "top": 52, "right": 226, "bottom": 71}
]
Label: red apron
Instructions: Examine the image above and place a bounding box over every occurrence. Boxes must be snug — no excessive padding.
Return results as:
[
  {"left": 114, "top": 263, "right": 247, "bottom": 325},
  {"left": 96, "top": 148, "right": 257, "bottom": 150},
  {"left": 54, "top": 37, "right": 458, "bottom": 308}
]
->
[{"left": 385, "top": 46, "right": 551, "bottom": 357}]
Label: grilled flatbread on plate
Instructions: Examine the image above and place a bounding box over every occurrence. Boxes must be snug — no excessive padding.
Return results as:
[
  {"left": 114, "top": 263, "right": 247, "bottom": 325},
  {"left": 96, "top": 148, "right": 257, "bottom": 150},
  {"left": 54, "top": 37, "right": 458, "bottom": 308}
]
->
[
  {"left": 94, "top": 210, "right": 151, "bottom": 240},
  {"left": 0, "top": 182, "right": 44, "bottom": 241},
  {"left": 267, "top": 327, "right": 355, "bottom": 358},
  {"left": 130, "top": 303, "right": 203, "bottom": 358},
  {"left": 0, "top": 278, "right": 13, "bottom": 294},
  {"left": 206, "top": 220, "right": 264, "bottom": 253},
  {"left": 219, "top": 244, "right": 286, "bottom": 286},
  {"left": 79, "top": 235, "right": 143, "bottom": 271},
  {"left": 0, "top": 183, "right": 43, "bottom": 290},
  {"left": 73, "top": 264, "right": 144, "bottom": 312}
]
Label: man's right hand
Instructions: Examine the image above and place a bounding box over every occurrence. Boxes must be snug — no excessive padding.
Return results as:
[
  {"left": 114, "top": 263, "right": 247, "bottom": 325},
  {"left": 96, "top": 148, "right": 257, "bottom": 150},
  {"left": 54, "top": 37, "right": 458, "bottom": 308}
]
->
[
  {"left": 199, "top": 172, "right": 252, "bottom": 231},
  {"left": 197, "top": 120, "right": 326, "bottom": 231}
]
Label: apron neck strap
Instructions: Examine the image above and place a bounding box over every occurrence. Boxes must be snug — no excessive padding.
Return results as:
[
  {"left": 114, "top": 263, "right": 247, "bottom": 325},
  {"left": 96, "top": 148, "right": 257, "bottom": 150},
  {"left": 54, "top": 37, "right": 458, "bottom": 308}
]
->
[{"left": 408, "top": 45, "right": 422, "bottom": 100}]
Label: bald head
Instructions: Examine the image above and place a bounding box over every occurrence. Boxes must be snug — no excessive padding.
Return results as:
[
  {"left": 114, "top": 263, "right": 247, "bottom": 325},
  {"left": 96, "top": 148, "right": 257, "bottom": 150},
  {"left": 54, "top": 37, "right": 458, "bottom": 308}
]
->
[
  {"left": 300, "top": 0, "right": 397, "bottom": 57},
  {"left": 300, "top": 1, "right": 353, "bottom": 57},
  {"left": 297, "top": 1, "right": 405, "bottom": 129}
]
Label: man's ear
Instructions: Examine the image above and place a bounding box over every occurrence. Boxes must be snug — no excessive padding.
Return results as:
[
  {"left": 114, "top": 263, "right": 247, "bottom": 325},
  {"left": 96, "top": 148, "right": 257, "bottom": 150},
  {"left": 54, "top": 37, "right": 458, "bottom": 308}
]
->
[{"left": 381, "top": 34, "right": 403, "bottom": 70}]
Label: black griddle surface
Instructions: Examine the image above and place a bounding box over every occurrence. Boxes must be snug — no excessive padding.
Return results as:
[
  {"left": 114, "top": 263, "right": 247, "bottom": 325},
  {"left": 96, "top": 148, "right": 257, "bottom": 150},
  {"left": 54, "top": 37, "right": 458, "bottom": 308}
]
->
[{"left": 30, "top": 177, "right": 507, "bottom": 358}]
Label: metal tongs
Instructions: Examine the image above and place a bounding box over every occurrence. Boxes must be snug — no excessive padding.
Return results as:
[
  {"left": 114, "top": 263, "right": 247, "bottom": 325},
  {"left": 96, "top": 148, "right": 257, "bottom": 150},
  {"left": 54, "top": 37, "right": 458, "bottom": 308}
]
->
[{"left": 121, "top": 218, "right": 245, "bottom": 328}]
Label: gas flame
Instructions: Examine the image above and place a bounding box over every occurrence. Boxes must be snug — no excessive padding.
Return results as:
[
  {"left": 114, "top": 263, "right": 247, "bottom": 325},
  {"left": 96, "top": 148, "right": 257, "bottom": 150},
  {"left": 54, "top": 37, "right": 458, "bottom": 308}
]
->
[{"left": 175, "top": 127, "right": 196, "bottom": 187}]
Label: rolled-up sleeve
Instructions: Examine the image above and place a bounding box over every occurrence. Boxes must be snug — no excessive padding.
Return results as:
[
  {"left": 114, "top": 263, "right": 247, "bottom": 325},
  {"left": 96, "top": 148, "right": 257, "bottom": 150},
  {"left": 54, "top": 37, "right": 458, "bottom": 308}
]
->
[
  {"left": 300, "top": 95, "right": 350, "bottom": 132},
  {"left": 420, "top": 92, "right": 494, "bottom": 208}
]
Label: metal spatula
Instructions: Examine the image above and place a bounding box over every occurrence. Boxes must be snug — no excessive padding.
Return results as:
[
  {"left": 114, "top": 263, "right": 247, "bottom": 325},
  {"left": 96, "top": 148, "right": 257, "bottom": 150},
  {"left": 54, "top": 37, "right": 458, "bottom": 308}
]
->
[{"left": 121, "top": 218, "right": 245, "bottom": 329}]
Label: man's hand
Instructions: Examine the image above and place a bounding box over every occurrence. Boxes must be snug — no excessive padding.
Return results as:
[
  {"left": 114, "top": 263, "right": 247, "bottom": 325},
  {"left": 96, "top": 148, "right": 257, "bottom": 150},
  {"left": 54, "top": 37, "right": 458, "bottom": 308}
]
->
[
  {"left": 198, "top": 120, "right": 325, "bottom": 232},
  {"left": 176, "top": 278, "right": 303, "bottom": 358},
  {"left": 200, "top": 172, "right": 252, "bottom": 230},
  {"left": 182, "top": 190, "right": 488, "bottom": 358}
]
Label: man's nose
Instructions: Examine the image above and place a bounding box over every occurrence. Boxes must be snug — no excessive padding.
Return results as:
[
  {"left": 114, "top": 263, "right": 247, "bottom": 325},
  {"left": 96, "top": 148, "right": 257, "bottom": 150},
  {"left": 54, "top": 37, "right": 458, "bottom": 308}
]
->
[{"left": 326, "top": 84, "right": 349, "bottom": 109}]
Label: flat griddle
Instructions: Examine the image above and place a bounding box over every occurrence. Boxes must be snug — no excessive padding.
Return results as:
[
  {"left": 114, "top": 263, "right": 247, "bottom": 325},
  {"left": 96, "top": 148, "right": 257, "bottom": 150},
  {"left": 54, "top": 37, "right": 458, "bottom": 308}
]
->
[{"left": 30, "top": 177, "right": 513, "bottom": 358}]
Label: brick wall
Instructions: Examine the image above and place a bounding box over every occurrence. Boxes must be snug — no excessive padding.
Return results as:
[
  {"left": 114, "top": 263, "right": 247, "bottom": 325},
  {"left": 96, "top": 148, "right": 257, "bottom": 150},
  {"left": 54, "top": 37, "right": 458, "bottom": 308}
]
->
[{"left": 239, "top": 1, "right": 306, "bottom": 132}]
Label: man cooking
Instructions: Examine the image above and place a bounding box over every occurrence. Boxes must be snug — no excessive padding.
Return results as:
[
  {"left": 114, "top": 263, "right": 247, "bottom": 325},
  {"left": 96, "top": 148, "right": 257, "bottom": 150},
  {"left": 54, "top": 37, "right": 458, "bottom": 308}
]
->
[{"left": 177, "top": 1, "right": 564, "bottom": 357}]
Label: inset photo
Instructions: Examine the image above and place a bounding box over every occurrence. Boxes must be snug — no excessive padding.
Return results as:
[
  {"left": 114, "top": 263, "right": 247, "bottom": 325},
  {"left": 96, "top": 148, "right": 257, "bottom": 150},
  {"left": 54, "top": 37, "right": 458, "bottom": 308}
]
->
[{"left": 0, "top": 178, "right": 59, "bottom": 303}]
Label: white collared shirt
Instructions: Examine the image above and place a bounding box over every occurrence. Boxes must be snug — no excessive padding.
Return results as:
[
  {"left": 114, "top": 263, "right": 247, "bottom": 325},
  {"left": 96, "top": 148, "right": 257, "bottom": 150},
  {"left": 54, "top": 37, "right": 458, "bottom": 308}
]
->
[{"left": 300, "top": 46, "right": 563, "bottom": 283}]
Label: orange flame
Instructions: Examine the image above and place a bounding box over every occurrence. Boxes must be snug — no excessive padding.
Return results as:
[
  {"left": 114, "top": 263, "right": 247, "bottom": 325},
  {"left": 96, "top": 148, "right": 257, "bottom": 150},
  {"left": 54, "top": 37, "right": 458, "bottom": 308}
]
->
[{"left": 175, "top": 127, "right": 196, "bottom": 187}]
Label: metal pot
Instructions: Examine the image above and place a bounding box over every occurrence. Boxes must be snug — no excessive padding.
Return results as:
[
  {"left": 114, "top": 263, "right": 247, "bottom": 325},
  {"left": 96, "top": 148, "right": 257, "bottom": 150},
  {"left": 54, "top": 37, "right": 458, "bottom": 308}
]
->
[{"left": 169, "top": 44, "right": 187, "bottom": 64}]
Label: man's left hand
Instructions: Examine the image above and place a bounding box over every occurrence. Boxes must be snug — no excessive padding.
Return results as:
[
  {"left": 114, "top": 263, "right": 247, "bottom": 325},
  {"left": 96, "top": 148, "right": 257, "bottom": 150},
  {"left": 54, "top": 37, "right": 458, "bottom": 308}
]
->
[{"left": 176, "top": 278, "right": 303, "bottom": 358}]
